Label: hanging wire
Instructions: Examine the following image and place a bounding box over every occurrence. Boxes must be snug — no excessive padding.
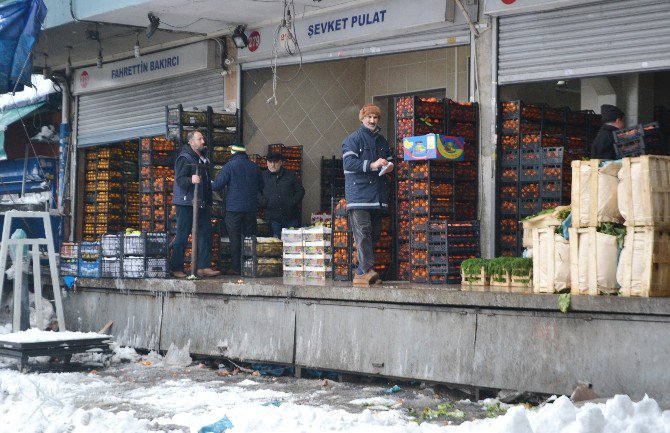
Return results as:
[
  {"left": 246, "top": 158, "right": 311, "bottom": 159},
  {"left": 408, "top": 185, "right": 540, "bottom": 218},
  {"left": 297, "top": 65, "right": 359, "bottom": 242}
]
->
[{"left": 267, "top": 0, "right": 303, "bottom": 105}]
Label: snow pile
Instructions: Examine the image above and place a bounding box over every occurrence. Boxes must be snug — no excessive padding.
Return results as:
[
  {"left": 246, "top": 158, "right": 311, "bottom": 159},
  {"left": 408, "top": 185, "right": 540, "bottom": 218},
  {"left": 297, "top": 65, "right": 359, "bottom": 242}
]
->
[
  {"left": 0, "top": 328, "right": 109, "bottom": 343},
  {"left": 0, "top": 75, "right": 57, "bottom": 110}
]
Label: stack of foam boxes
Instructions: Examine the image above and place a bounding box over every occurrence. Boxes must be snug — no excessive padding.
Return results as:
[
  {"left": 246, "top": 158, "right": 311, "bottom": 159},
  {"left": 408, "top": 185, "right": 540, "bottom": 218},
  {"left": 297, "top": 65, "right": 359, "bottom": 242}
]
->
[{"left": 282, "top": 227, "right": 332, "bottom": 282}]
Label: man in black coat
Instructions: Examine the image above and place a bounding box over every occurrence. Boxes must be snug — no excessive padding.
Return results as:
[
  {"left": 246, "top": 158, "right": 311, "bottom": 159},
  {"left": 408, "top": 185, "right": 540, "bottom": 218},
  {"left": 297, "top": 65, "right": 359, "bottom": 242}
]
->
[
  {"left": 591, "top": 104, "right": 625, "bottom": 160},
  {"left": 170, "top": 130, "right": 221, "bottom": 278},
  {"left": 258, "top": 152, "right": 305, "bottom": 239}
]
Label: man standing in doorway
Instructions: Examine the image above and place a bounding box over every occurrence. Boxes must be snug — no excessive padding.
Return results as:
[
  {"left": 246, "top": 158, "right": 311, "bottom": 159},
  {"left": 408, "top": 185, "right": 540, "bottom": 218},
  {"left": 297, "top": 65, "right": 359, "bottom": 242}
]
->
[
  {"left": 342, "top": 103, "right": 393, "bottom": 286},
  {"left": 591, "top": 104, "right": 625, "bottom": 160},
  {"left": 170, "top": 130, "right": 220, "bottom": 278},
  {"left": 259, "top": 152, "right": 305, "bottom": 239},
  {"left": 212, "top": 144, "right": 263, "bottom": 275}
]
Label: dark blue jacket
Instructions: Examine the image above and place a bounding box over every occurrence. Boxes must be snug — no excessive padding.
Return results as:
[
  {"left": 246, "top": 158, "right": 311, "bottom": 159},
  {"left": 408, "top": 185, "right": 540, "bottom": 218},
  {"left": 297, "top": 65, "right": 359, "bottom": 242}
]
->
[
  {"left": 172, "top": 145, "right": 213, "bottom": 208},
  {"left": 342, "top": 125, "right": 393, "bottom": 210},
  {"left": 212, "top": 153, "right": 263, "bottom": 213}
]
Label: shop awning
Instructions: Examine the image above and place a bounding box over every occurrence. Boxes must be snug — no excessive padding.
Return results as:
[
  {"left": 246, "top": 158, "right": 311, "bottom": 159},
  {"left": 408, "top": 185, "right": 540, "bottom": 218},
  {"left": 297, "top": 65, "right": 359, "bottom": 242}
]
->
[{"left": 0, "top": 101, "right": 45, "bottom": 160}]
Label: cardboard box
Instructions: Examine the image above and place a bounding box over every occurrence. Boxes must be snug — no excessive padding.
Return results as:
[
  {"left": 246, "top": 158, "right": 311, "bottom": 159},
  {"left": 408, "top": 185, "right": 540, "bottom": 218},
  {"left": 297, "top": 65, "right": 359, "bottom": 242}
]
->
[{"left": 402, "top": 134, "right": 465, "bottom": 161}]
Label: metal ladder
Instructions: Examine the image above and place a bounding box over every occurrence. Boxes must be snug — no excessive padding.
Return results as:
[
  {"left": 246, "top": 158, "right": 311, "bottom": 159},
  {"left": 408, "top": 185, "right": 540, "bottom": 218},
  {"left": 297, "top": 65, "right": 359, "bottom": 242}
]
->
[{"left": 0, "top": 210, "right": 65, "bottom": 332}]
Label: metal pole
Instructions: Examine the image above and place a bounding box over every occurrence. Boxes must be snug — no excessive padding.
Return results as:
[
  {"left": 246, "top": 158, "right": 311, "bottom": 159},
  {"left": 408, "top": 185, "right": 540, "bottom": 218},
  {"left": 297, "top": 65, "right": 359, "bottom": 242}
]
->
[{"left": 21, "top": 143, "right": 29, "bottom": 197}]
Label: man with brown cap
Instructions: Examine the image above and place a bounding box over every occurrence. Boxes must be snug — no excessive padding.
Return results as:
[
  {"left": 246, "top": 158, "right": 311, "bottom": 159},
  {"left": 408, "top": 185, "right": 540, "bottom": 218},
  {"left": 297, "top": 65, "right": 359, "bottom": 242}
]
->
[
  {"left": 342, "top": 103, "right": 394, "bottom": 286},
  {"left": 591, "top": 104, "right": 625, "bottom": 159}
]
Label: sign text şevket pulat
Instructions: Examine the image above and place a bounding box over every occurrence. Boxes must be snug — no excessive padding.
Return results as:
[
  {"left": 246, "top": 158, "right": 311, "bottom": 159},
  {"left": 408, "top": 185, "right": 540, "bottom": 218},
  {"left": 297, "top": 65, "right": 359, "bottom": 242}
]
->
[
  {"left": 307, "top": 9, "right": 387, "bottom": 37},
  {"left": 110, "top": 56, "right": 180, "bottom": 79}
]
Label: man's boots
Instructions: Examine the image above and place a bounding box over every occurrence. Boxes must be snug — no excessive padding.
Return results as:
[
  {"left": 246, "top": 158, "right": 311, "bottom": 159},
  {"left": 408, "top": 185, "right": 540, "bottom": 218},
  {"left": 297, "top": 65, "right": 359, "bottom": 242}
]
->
[{"left": 353, "top": 269, "right": 379, "bottom": 286}]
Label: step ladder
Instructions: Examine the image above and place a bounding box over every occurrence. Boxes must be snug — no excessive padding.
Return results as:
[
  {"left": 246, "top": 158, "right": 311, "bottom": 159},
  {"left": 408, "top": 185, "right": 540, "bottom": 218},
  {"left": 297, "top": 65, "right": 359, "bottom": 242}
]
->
[{"left": 0, "top": 210, "right": 65, "bottom": 332}]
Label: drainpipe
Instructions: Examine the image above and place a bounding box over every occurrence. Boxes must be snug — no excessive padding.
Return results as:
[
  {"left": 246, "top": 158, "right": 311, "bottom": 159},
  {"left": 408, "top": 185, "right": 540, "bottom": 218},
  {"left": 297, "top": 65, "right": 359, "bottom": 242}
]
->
[
  {"left": 56, "top": 77, "right": 70, "bottom": 215},
  {"left": 489, "top": 17, "right": 499, "bottom": 258}
]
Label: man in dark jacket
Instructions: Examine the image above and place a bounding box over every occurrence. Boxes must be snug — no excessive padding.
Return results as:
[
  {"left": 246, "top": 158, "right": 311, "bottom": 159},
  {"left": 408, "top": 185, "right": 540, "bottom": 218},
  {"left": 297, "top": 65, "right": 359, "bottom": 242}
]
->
[
  {"left": 591, "top": 104, "right": 625, "bottom": 159},
  {"left": 343, "top": 103, "right": 394, "bottom": 286},
  {"left": 170, "top": 130, "right": 220, "bottom": 278},
  {"left": 259, "top": 152, "right": 305, "bottom": 238},
  {"left": 212, "top": 144, "right": 263, "bottom": 274}
]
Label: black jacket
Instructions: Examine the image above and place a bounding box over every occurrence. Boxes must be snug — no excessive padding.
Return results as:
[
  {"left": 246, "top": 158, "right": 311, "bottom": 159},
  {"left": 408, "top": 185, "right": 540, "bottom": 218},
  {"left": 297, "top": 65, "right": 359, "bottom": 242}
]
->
[
  {"left": 172, "top": 145, "right": 213, "bottom": 208},
  {"left": 591, "top": 124, "right": 619, "bottom": 160},
  {"left": 259, "top": 168, "right": 305, "bottom": 222},
  {"left": 212, "top": 153, "right": 263, "bottom": 213}
]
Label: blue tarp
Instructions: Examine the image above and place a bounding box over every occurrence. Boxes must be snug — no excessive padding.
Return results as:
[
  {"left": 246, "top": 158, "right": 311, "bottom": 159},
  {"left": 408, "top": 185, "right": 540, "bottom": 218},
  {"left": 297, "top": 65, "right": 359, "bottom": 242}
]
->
[{"left": 0, "top": 0, "right": 47, "bottom": 94}]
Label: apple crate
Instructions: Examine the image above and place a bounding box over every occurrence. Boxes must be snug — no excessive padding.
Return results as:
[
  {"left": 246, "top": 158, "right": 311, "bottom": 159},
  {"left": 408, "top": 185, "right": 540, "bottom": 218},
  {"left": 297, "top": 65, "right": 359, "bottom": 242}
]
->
[
  {"left": 569, "top": 227, "right": 619, "bottom": 296},
  {"left": 619, "top": 155, "right": 670, "bottom": 227},
  {"left": 617, "top": 226, "right": 670, "bottom": 297},
  {"left": 571, "top": 159, "right": 622, "bottom": 228},
  {"left": 532, "top": 227, "right": 570, "bottom": 294}
]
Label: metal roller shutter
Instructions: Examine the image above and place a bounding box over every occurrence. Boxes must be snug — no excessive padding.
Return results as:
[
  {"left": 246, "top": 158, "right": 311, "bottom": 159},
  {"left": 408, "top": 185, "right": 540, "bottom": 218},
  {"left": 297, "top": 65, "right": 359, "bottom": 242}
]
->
[
  {"left": 76, "top": 69, "right": 225, "bottom": 147},
  {"left": 498, "top": 0, "right": 670, "bottom": 84}
]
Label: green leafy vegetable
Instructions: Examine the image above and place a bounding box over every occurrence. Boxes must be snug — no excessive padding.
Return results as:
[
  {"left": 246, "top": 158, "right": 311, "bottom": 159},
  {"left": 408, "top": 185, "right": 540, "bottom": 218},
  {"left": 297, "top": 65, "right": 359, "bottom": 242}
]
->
[
  {"left": 597, "top": 222, "right": 627, "bottom": 249},
  {"left": 558, "top": 293, "right": 571, "bottom": 313}
]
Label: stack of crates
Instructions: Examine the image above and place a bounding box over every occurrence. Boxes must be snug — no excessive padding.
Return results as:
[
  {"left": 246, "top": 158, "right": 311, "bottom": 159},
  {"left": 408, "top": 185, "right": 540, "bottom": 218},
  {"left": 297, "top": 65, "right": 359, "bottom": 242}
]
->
[
  {"left": 140, "top": 136, "right": 175, "bottom": 233},
  {"left": 241, "top": 236, "right": 283, "bottom": 277},
  {"left": 122, "top": 232, "right": 169, "bottom": 278},
  {"left": 497, "top": 101, "right": 595, "bottom": 256},
  {"left": 59, "top": 242, "right": 79, "bottom": 277},
  {"left": 101, "top": 234, "right": 123, "bottom": 278},
  {"left": 320, "top": 156, "right": 345, "bottom": 211},
  {"left": 122, "top": 141, "right": 140, "bottom": 228},
  {"left": 445, "top": 99, "right": 479, "bottom": 221},
  {"left": 283, "top": 227, "right": 332, "bottom": 280},
  {"left": 445, "top": 221, "right": 480, "bottom": 283},
  {"left": 613, "top": 122, "right": 664, "bottom": 158},
  {"left": 394, "top": 96, "right": 445, "bottom": 280},
  {"left": 83, "top": 146, "right": 125, "bottom": 241},
  {"left": 332, "top": 198, "right": 352, "bottom": 280},
  {"left": 268, "top": 144, "right": 303, "bottom": 179}
]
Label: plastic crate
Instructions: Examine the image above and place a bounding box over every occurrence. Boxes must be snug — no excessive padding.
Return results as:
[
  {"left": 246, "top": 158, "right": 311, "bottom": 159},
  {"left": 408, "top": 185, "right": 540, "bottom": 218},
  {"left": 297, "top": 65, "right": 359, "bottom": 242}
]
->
[
  {"left": 78, "top": 258, "right": 101, "bottom": 278},
  {"left": 123, "top": 234, "right": 145, "bottom": 256},
  {"left": 60, "top": 258, "right": 78, "bottom": 276},
  {"left": 520, "top": 164, "right": 541, "bottom": 181},
  {"left": 146, "top": 232, "right": 168, "bottom": 256},
  {"left": 519, "top": 181, "right": 540, "bottom": 199},
  {"left": 123, "top": 256, "right": 145, "bottom": 279},
  {"left": 541, "top": 164, "right": 564, "bottom": 182},
  {"left": 541, "top": 180, "right": 563, "bottom": 198},
  {"left": 146, "top": 257, "right": 168, "bottom": 278},
  {"left": 101, "top": 258, "right": 122, "bottom": 278},
  {"left": 241, "top": 257, "right": 282, "bottom": 278},
  {"left": 541, "top": 147, "right": 565, "bottom": 164},
  {"left": 498, "top": 183, "right": 518, "bottom": 200},
  {"left": 60, "top": 242, "right": 79, "bottom": 259},
  {"left": 519, "top": 198, "right": 542, "bottom": 216},
  {"left": 101, "top": 235, "right": 122, "bottom": 257},
  {"left": 501, "top": 149, "right": 519, "bottom": 168},
  {"left": 80, "top": 242, "right": 101, "bottom": 260}
]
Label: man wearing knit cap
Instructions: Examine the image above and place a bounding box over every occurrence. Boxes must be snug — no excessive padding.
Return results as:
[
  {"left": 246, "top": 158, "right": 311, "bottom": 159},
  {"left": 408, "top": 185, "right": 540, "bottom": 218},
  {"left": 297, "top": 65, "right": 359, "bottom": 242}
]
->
[
  {"left": 591, "top": 104, "right": 625, "bottom": 159},
  {"left": 212, "top": 143, "right": 263, "bottom": 275},
  {"left": 342, "top": 103, "right": 394, "bottom": 286}
]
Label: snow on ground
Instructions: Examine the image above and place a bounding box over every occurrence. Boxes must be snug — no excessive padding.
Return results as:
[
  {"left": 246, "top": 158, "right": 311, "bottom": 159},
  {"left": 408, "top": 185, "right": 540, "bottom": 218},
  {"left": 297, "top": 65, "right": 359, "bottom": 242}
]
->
[{"left": 0, "top": 335, "right": 669, "bottom": 432}]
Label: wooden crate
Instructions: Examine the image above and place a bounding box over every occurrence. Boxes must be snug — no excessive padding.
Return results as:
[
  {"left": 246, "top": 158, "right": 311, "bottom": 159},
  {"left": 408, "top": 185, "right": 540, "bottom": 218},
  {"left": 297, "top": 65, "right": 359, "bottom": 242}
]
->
[
  {"left": 569, "top": 227, "right": 619, "bottom": 295},
  {"left": 618, "top": 226, "right": 670, "bottom": 297},
  {"left": 460, "top": 268, "right": 488, "bottom": 288},
  {"left": 571, "top": 159, "right": 622, "bottom": 228},
  {"left": 521, "top": 205, "right": 569, "bottom": 247},
  {"left": 489, "top": 271, "right": 532, "bottom": 290},
  {"left": 532, "top": 227, "right": 570, "bottom": 294},
  {"left": 619, "top": 155, "right": 670, "bottom": 227}
]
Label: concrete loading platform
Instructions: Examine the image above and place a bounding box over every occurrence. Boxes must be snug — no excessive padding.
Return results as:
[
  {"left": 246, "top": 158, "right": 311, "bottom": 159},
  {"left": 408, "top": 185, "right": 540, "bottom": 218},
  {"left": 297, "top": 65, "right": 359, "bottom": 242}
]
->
[{"left": 65, "top": 277, "right": 670, "bottom": 406}]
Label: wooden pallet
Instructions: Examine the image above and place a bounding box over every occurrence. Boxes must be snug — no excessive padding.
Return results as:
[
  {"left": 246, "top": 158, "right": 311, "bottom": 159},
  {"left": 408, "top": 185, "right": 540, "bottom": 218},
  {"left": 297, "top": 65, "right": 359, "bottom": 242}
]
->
[
  {"left": 570, "top": 159, "right": 622, "bottom": 228},
  {"left": 569, "top": 227, "right": 619, "bottom": 295},
  {"left": 618, "top": 226, "right": 670, "bottom": 297},
  {"left": 619, "top": 155, "right": 670, "bottom": 227},
  {"left": 532, "top": 227, "right": 570, "bottom": 294}
]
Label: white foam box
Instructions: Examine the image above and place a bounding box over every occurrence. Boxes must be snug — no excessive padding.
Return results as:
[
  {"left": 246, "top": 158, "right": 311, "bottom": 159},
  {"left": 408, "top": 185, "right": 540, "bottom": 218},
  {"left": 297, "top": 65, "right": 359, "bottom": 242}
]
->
[{"left": 281, "top": 228, "right": 303, "bottom": 244}]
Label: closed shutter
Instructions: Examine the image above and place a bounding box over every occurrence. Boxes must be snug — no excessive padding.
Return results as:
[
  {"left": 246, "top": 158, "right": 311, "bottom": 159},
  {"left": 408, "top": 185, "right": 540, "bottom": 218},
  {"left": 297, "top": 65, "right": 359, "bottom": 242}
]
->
[
  {"left": 76, "top": 69, "right": 225, "bottom": 147},
  {"left": 498, "top": 0, "right": 670, "bottom": 84}
]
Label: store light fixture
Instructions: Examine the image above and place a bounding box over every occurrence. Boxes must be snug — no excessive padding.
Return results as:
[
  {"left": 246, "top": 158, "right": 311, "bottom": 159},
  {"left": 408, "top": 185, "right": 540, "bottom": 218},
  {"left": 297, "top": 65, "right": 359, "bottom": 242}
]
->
[
  {"left": 146, "top": 12, "right": 160, "bottom": 39},
  {"left": 134, "top": 31, "right": 141, "bottom": 58},
  {"left": 232, "top": 25, "right": 248, "bottom": 49}
]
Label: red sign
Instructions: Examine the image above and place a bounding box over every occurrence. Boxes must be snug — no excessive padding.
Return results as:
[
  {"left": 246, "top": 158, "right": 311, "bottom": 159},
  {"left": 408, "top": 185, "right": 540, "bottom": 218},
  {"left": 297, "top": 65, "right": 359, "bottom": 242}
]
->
[
  {"left": 502, "top": 0, "right": 516, "bottom": 4},
  {"left": 248, "top": 31, "right": 260, "bottom": 52},
  {"left": 79, "top": 71, "right": 89, "bottom": 89}
]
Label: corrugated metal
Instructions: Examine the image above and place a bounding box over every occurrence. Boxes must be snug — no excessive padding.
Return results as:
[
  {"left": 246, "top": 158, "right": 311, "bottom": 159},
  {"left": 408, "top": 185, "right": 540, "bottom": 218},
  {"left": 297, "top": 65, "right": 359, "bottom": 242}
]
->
[
  {"left": 498, "top": 0, "right": 670, "bottom": 84},
  {"left": 76, "top": 69, "right": 225, "bottom": 147},
  {"left": 242, "top": 24, "right": 470, "bottom": 70}
]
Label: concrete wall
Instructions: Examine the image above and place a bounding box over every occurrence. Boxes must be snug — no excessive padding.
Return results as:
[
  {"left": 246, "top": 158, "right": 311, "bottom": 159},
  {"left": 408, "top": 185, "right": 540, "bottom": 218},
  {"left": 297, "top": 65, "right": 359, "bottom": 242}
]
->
[{"left": 64, "top": 279, "right": 670, "bottom": 406}]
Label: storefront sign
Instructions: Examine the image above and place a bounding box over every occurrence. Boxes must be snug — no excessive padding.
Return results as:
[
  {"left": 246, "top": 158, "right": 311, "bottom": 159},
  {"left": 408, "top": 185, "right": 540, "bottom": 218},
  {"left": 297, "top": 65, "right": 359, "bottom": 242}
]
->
[
  {"left": 72, "top": 41, "right": 215, "bottom": 94},
  {"left": 238, "top": 0, "right": 463, "bottom": 62},
  {"left": 484, "top": 0, "right": 603, "bottom": 15}
]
